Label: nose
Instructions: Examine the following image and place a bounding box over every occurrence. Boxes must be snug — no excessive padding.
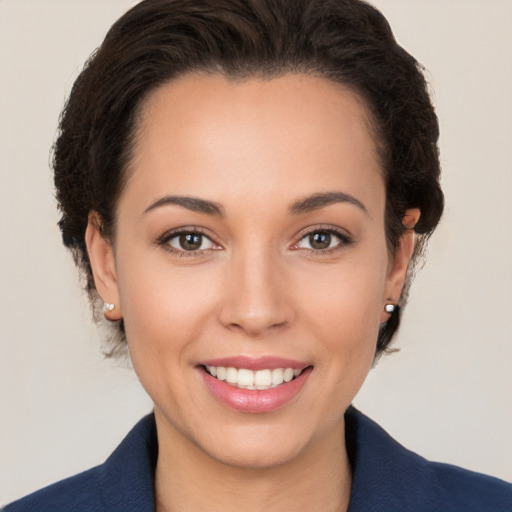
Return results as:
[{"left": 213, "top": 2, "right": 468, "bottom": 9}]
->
[{"left": 217, "top": 248, "right": 294, "bottom": 337}]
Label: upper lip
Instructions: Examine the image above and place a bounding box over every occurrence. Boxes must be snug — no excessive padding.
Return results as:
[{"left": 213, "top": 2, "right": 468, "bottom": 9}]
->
[{"left": 199, "top": 356, "right": 311, "bottom": 371}]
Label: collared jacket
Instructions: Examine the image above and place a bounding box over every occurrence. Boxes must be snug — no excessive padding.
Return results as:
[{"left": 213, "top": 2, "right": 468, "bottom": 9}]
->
[{"left": 3, "top": 407, "right": 512, "bottom": 511}]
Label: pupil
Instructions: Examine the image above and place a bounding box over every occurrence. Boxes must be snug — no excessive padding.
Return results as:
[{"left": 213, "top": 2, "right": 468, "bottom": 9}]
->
[
  {"left": 180, "top": 233, "right": 202, "bottom": 250},
  {"left": 310, "top": 232, "right": 331, "bottom": 249}
]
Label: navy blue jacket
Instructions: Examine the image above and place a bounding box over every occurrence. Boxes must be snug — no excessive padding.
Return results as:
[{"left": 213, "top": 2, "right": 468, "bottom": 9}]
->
[{"left": 4, "top": 407, "right": 511, "bottom": 511}]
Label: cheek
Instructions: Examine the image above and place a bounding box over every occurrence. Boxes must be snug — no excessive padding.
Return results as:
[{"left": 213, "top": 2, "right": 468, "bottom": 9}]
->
[
  {"left": 299, "top": 256, "right": 387, "bottom": 333},
  {"left": 114, "top": 254, "right": 224, "bottom": 410},
  {"left": 118, "top": 257, "right": 221, "bottom": 349},
  {"left": 295, "top": 251, "right": 388, "bottom": 377}
]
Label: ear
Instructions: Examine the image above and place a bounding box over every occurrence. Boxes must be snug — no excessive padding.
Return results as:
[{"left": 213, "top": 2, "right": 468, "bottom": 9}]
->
[
  {"left": 380, "top": 208, "right": 421, "bottom": 322},
  {"left": 85, "top": 212, "right": 122, "bottom": 321}
]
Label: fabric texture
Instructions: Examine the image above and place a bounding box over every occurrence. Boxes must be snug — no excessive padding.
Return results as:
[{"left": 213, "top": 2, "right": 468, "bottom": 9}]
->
[{"left": 3, "top": 407, "right": 511, "bottom": 511}]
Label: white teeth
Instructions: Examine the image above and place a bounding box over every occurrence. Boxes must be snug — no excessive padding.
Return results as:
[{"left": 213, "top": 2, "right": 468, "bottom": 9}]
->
[
  {"left": 254, "top": 369, "right": 272, "bottom": 388},
  {"left": 271, "top": 368, "right": 284, "bottom": 386},
  {"left": 205, "top": 365, "right": 304, "bottom": 390},
  {"left": 283, "top": 368, "right": 294, "bottom": 382},
  {"left": 237, "top": 369, "right": 254, "bottom": 387},
  {"left": 226, "top": 367, "right": 238, "bottom": 384}
]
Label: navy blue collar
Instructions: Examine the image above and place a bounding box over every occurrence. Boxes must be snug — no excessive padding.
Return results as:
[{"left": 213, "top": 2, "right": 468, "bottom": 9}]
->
[
  {"left": 345, "top": 406, "right": 437, "bottom": 511},
  {"left": 99, "top": 406, "right": 433, "bottom": 511},
  {"left": 95, "top": 406, "right": 510, "bottom": 512},
  {"left": 101, "top": 412, "right": 158, "bottom": 511}
]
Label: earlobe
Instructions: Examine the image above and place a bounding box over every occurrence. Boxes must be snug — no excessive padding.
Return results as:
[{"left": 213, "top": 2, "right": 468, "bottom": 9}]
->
[
  {"left": 381, "top": 208, "right": 420, "bottom": 322},
  {"left": 85, "top": 212, "right": 122, "bottom": 320}
]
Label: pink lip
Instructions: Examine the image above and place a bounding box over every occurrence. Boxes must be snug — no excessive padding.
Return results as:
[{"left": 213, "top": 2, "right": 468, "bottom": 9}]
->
[
  {"left": 198, "top": 365, "right": 313, "bottom": 414},
  {"left": 200, "top": 356, "right": 309, "bottom": 371}
]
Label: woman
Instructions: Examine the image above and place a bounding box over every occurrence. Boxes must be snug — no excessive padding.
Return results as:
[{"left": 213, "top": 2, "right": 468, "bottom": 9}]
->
[{"left": 2, "top": 0, "right": 511, "bottom": 510}]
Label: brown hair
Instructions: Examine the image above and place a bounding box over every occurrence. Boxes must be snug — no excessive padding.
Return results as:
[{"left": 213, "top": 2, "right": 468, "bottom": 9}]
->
[{"left": 54, "top": 0, "right": 443, "bottom": 356}]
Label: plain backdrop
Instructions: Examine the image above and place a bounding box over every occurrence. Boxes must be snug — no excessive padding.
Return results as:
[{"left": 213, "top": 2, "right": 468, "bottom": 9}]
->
[{"left": 1, "top": 0, "right": 511, "bottom": 504}]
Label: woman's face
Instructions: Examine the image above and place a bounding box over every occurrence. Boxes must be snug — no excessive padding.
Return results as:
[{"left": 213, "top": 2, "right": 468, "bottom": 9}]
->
[{"left": 88, "top": 73, "right": 414, "bottom": 468}]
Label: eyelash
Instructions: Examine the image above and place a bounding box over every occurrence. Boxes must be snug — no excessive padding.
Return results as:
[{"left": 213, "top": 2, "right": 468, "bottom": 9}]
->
[
  {"left": 292, "top": 225, "right": 353, "bottom": 255},
  {"left": 157, "top": 225, "right": 353, "bottom": 257},
  {"left": 157, "top": 227, "right": 220, "bottom": 257}
]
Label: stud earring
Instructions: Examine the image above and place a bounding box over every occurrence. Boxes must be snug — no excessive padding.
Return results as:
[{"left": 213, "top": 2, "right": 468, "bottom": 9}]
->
[
  {"left": 385, "top": 303, "right": 397, "bottom": 314},
  {"left": 103, "top": 302, "right": 115, "bottom": 313}
]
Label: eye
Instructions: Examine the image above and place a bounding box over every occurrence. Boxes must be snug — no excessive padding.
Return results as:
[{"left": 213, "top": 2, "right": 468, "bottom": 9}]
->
[
  {"left": 166, "top": 231, "right": 217, "bottom": 252},
  {"left": 295, "top": 228, "right": 351, "bottom": 252}
]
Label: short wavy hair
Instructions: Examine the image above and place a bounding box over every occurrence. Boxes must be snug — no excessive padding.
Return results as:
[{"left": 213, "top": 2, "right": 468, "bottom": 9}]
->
[{"left": 54, "top": 0, "right": 443, "bottom": 357}]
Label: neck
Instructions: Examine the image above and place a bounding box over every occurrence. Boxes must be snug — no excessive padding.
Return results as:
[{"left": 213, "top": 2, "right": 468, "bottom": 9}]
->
[{"left": 154, "top": 411, "right": 352, "bottom": 512}]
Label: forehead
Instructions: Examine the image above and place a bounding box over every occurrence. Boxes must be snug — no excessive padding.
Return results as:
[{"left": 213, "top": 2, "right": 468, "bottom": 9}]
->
[{"left": 123, "top": 73, "right": 384, "bottom": 215}]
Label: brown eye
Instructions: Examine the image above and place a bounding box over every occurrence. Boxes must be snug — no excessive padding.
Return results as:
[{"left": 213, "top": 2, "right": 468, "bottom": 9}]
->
[
  {"left": 309, "top": 232, "right": 332, "bottom": 250},
  {"left": 296, "top": 228, "right": 349, "bottom": 252},
  {"left": 168, "top": 232, "right": 215, "bottom": 251},
  {"left": 180, "top": 233, "right": 202, "bottom": 250}
]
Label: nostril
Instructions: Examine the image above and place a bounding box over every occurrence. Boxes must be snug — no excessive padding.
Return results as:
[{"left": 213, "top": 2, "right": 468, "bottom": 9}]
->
[{"left": 226, "top": 318, "right": 290, "bottom": 337}]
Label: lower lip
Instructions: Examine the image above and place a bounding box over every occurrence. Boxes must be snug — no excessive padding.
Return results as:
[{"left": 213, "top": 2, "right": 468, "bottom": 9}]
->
[{"left": 199, "top": 367, "right": 312, "bottom": 413}]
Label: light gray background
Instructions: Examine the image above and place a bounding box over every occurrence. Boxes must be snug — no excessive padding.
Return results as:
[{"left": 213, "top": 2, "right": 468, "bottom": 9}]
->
[{"left": 1, "top": 0, "right": 511, "bottom": 504}]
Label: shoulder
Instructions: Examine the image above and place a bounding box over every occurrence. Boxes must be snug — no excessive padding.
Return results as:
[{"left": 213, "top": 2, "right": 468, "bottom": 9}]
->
[
  {"left": 2, "top": 414, "right": 157, "bottom": 512},
  {"left": 428, "top": 460, "right": 512, "bottom": 512},
  {"left": 2, "top": 466, "right": 106, "bottom": 512},
  {"left": 345, "top": 406, "right": 512, "bottom": 512}
]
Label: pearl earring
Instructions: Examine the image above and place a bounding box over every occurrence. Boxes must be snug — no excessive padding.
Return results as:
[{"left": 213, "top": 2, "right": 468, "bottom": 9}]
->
[
  {"left": 103, "top": 302, "right": 115, "bottom": 312},
  {"left": 385, "top": 303, "right": 397, "bottom": 314}
]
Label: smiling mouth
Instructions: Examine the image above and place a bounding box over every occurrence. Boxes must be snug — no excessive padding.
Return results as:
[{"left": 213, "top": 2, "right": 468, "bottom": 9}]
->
[{"left": 203, "top": 365, "right": 307, "bottom": 390}]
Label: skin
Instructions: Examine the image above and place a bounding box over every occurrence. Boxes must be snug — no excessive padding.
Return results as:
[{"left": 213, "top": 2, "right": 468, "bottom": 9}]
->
[{"left": 86, "top": 73, "right": 419, "bottom": 512}]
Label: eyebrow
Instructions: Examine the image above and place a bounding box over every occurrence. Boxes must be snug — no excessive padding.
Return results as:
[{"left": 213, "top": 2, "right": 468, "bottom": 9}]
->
[
  {"left": 289, "top": 192, "right": 368, "bottom": 215},
  {"left": 143, "top": 195, "right": 224, "bottom": 216}
]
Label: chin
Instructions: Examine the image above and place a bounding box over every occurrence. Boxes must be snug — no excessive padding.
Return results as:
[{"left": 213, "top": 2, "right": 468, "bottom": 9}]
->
[
  {"left": 194, "top": 415, "right": 334, "bottom": 471},
  {"left": 205, "top": 434, "right": 309, "bottom": 470}
]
